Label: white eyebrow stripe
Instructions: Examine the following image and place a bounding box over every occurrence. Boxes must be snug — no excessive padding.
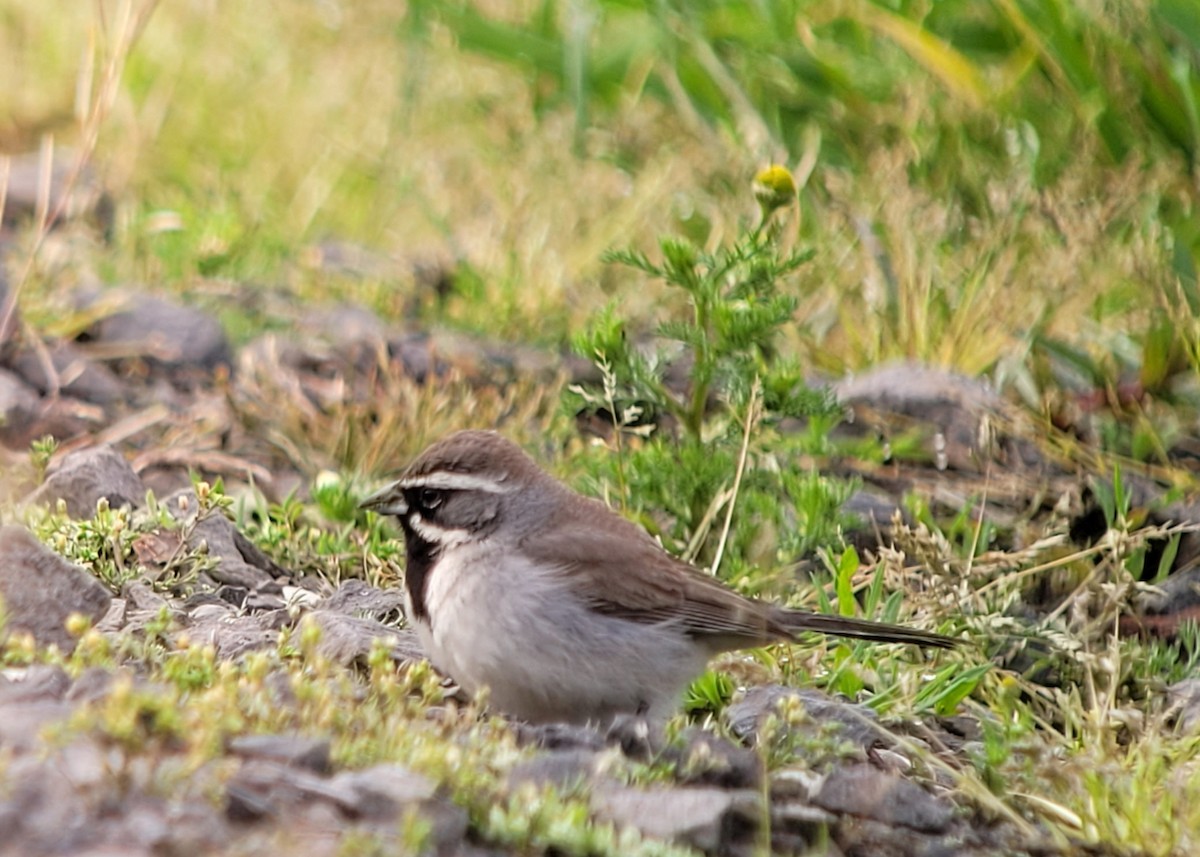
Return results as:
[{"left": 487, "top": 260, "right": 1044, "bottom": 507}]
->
[{"left": 399, "top": 471, "right": 517, "bottom": 494}]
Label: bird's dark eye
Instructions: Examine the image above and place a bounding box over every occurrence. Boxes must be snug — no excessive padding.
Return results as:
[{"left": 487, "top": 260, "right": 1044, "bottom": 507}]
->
[{"left": 417, "top": 487, "right": 445, "bottom": 512}]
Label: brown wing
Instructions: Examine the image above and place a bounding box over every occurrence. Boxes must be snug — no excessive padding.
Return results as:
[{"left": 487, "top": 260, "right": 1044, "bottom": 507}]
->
[
  {"left": 521, "top": 500, "right": 789, "bottom": 647},
  {"left": 523, "top": 496, "right": 958, "bottom": 651}
]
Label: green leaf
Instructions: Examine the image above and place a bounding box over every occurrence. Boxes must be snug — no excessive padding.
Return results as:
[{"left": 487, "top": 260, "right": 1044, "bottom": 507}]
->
[{"left": 836, "top": 546, "right": 859, "bottom": 618}]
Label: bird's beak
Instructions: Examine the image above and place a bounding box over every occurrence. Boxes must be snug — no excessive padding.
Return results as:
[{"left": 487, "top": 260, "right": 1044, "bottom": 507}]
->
[{"left": 359, "top": 482, "right": 408, "bottom": 516}]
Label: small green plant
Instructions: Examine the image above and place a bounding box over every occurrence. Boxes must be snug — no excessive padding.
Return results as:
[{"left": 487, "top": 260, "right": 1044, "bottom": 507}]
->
[
  {"left": 235, "top": 478, "right": 404, "bottom": 587},
  {"left": 575, "top": 211, "right": 822, "bottom": 445},
  {"left": 29, "top": 435, "right": 58, "bottom": 484},
  {"left": 568, "top": 168, "right": 844, "bottom": 564},
  {"left": 683, "top": 669, "right": 735, "bottom": 716},
  {"left": 26, "top": 481, "right": 235, "bottom": 594}
]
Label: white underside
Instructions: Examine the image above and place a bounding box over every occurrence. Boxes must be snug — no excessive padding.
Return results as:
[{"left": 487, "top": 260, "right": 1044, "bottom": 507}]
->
[{"left": 408, "top": 540, "right": 707, "bottom": 724}]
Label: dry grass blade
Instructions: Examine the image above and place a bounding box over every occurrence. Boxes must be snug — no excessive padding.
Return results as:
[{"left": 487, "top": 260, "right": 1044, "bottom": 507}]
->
[{"left": 1, "top": 0, "right": 161, "bottom": 347}]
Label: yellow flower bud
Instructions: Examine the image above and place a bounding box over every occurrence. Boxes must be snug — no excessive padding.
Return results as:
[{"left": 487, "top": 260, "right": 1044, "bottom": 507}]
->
[{"left": 753, "top": 165, "right": 797, "bottom": 216}]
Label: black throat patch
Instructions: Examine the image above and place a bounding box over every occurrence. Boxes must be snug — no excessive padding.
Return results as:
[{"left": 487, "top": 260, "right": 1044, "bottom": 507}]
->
[{"left": 399, "top": 521, "right": 439, "bottom": 623}]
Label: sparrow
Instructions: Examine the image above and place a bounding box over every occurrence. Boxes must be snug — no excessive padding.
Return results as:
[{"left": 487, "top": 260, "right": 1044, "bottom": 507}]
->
[{"left": 361, "top": 430, "right": 955, "bottom": 724}]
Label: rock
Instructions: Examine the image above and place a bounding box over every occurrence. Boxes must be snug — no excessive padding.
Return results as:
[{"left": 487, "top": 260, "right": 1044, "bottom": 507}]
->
[
  {"left": 123, "top": 580, "right": 172, "bottom": 613},
  {"left": 0, "top": 369, "right": 41, "bottom": 428},
  {"left": 228, "top": 735, "right": 332, "bottom": 775},
  {"left": 0, "top": 369, "right": 91, "bottom": 448},
  {"left": 0, "top": 700, "right": 75, "bottom": 752},
  {"left": 86, "top": 293, "right": 232, "bottom": 374},
  {"left": 327, "top": 765, "right": 439, "bottom": 819},
  {"left": 231, "top": 528, "right": 290, "bottom": 579},
  {"left": 591, "top": 786, "right": 762, "bottom": 855},
  {"left": 831, "top": 361, "right": 1044, "bottom": 473},
  {"left": 94, "top": 597, "right": 127, "bottom": 632},
  {"left": 512, "top": 721, "right": 609, "bottom": 753},
  {"left": 833, "top": 816, "right": 977, "bottom": 857},
  {"left": 307, "top": 610, "right": 424, "bottom": 667},
  {"left": 65, "top": 668, "right": 116, "bottom": 703},
  {"left": 184, "top": 609, "right": 280, "bottom": 660},
  {"left": 339, "top": 771, "right": 469, "bottom": 853},
  {"left": 604, "top": 713, "right": 657, "bottom": 761},
  {"left": 8, "top": 343, "right": 126, "bottom": 404},
  {"left": 224, "top": 760, "right": 354, "bottom": 820},
  {"left": 388, "top": 332, "right": 449, "bottom": 383},
  {"left": 666, "top": 728, "right": 762, "bottom": 790},
  {"left": 160, "top": 488, "right": 280, "bottom": 591},
  {"left": 299, "top": 241, "right": 407, "bottom": 282},
  {"left": 0, "top": 750, "right": 95, "bottom": 851},
  {"left": 0, "top": 665, "right": 71, "bottom": 704},
  {"left": 0, "top": 149, "right": 110, "bottom": 230},
  {"left": 297, "top": 303, "right": 390, "bottom": 350},
  {"left": 0, "top": 525, "right": 111, "bottom": 652},
  {"left": 224, "top": 759, "right": 462, "bottom": 846},
  {"left": 1168, "top": 679, "right": 1200, "bottom": 733},
  {"left": 507, "top": 750, "right": 600, "bottom": 790},
  {"left": 768, "top": 799, "right": 838, "bottom": 855},
  {"left": 321, "top": 580, "right": 406, "bottom": 622},
  {"left": 387, "top": 329, "right": 583, "bottom": 387},
  {"left": 725, "top": 685, "right": 884, "bottom": 755},
  {"left": 27, "top": 445, "right": 146, "bottom": 519},
  {"left": 814, "top": 763, "right": 955, "bottom": 833}
]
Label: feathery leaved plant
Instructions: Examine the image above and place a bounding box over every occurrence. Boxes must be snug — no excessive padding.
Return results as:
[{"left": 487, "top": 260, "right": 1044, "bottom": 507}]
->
[{"left": 568, "top": 166, "right": 844, "bottom": 568}]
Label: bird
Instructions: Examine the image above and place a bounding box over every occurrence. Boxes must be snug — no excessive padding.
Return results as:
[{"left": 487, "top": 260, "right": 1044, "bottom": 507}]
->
[{"left": 360, "top": 429, "right": 956, "bottom": 725}]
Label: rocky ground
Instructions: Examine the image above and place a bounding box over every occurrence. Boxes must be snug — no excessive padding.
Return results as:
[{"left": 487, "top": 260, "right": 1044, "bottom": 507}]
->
[{"left": 1, "top": 174, "right": 1198, "bottom": 856}]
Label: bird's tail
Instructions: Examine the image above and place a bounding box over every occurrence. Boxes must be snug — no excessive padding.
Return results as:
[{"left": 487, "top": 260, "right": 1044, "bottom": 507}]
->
[{"left": 779, "top": 609, "right": 957, "bottom": 649}]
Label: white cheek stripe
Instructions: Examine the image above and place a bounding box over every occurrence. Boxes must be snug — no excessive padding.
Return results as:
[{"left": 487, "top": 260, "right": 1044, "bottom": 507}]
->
[
  {"left": 408, "top": 513, "right": 472, "bottom": 548},
  {"left": 400, "top": 471, "right": 517, "bottom": 494}
]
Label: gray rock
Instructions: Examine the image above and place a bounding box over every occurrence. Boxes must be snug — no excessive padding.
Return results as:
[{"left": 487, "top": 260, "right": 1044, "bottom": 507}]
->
[
  {"left": 0, "top": 369, "right": 95, "bottom": 449},
  {"left": 0, "top": 525, "right": 111, "bottom": 652},
  {"left": 0, "top": 750, "right": 95, "bottom": 851},
  {"left": 321, "top": 579, "right": 405, "bottom": 622},
  {"left": 0, "top": 149, "right": 110, "bottom": 229},
  {"left": 94, "top": 597, "right": 127, "bottom": 632},
  {"left": 27, "top": 445, "right": 146, "bottom": 519},
  {"left": 0, "top": 700, "right": 75, "bottom": 752},
  {"left": 832, "top": 361, "right": 1044, "bottom": 473},
  {"left": 388, "top": 332, "right": 448, "bottom": 383},
  {"left": 184, "top": 609, "right": 279, "bottom": 660},
  {"left": 769, "top": 798, "right": 838, "bottom": 855},
  {"left": 224, "top": 759, "right": 457, "bottom": 841},
  {"left": 161, "top": 488, "right": 279, "bottom": 591},
  {"left": 1168, "top": 678, "right": 1200, "bottom": 733},
  {"left": 327, "top": 765, "right": 438, "bottom": 819},
  {"left": 512, "top": 720, "right": 608, "bottom": 752},
  {"left": 228, "top": 735, "right": 332, "bottom": 775},
  {"left": 123, "top": 580, "right": 172, "bottom": 613},
  {"left": 591, "top": 786, "right": 762, "bottom": 855},
  {"left": 834, "top": 816, "right": 977, "bottom": 857},
  {"left": 726, "top": 685, "right": 884, "bottom": 754},
  {"left": 814, "top": 763, "right": 955, "bottom": 833},
  {"left": 8, "top": 343, "right": 126, "bottom": 405},
  {"left": 65, "top": 667, "right": 116, "bottom": 703},
  {"left": 298, "top": 303, "right": 390, "bottom": 349},
  {"left": 307, "top": 610, "right": 424, "bottom": 667},
  {"left": 667, "top": 728, "right": 762, "bottom": 789},
  {"left": 0, "top": 369, "right": 41, "bottom": 428},
  {"left": 225, "top": 759, "right": 354, "bottom": 819},
  {"left": 507, "top": 750, "right": 600, "bottom": 790},
  {"left": 89, "top": 293, "right": 231, "bottom": 373},
  {"left": 0, "top": 665, "right": 71, "bottom": 704}
]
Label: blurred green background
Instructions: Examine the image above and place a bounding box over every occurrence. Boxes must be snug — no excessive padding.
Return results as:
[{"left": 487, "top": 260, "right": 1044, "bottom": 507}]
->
[{"left": 5, "top": 1, "right": 1198, "bottom": 389}]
